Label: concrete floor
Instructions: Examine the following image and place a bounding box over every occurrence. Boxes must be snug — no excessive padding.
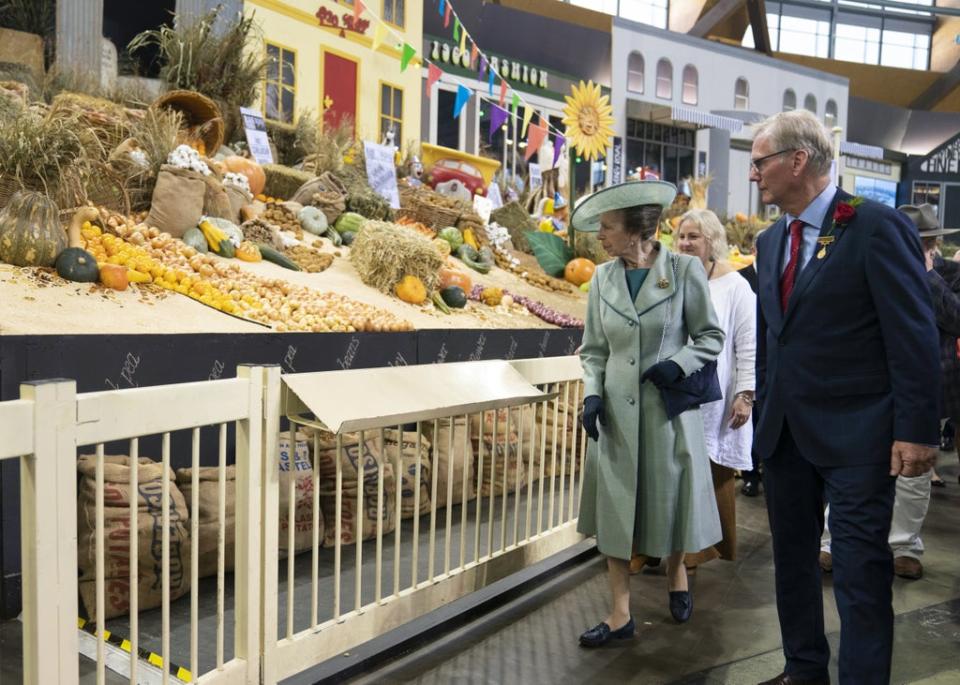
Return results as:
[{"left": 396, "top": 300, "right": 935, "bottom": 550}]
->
[
  {"left": 1, "top": 460, "right": 958, "bottom": 684},
  {"left": 349, "top": 460, "right": 960, "bottom": 685}
]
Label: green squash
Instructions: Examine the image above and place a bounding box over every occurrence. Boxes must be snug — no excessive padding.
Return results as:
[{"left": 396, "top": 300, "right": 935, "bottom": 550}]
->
[
  {"left": 334, "top": 212, "right": 366, "bottom": 234},
  {"left": 0, "top": 191, "right": 65, "bottom": 267},
  {"left": 55, "top": 247, "right": 100, "bottom": 282},
  {"left": 339, "top": 230, "right": 356, "bottom": 246},
  {"left": 182, "top": 227, "right": 209, "bottom": 253},
  {"left": 440, "top": 286, "right": 467, "bottom": 309},
  {"left": 438, "top": 227, "right": 464, "bottom": 252}
]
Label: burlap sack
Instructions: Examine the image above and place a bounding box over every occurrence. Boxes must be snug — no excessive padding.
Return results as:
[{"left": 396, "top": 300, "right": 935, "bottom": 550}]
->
[
  {"left": 382, "top": 429, "right": 432, "bottom": 519},
  {"left": 533, "top": 392, "right": 583, "bottom": 480},
  {"left": 423, "top": 418, "right": 475, "bottom": 506},
  {"left": 292, "top": 173, "right": 347, "bottom": 224},
  {"left": 312, "top": 431, "right": 397, "bottom": 547},
  {"left": 77, "top": 455, "right": 190, "bottom": 622},
  {"left": 201, "top": 174, "right": 234, "bottom": 221},
  {"left": 225, "top": 186, "right": 252, "bottom": 223},
  {"left": 471, "top": 408, "right": 530, "bottom": 496},
  {"left": 146, "top": 165, "right": 205, "bottom": 238},
  {"left": 175, "top": 466, "right": 235, "bottom": 579},
  {"left": 278, "top": 432, "right": 322, "bottom": 555}
]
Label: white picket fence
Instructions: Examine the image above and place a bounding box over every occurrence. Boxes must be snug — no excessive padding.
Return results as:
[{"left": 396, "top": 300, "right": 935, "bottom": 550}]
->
[{"left": 0, "top": 357, "right": 587, "bottom": 685}]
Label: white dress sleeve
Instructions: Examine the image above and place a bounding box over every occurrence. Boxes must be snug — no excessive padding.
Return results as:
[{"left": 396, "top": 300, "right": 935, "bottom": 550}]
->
[{"left": 732, "top": 279, "right": 757, "bottom": 396}]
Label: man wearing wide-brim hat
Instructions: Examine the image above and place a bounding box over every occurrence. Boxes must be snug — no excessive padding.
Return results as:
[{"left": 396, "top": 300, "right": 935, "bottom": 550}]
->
[{"left": 817, "top": 203, "right": 960, "bottom": 582}]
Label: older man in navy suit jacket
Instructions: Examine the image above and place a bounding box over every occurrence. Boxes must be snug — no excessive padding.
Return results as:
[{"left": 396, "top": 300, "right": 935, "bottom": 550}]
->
[{"left": 751, "top": 111, "right": 940, "bottom": 685}]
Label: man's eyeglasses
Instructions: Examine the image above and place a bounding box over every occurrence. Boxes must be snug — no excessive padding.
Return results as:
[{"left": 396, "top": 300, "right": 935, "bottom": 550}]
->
[{"left": 750, "top": 149, "right": 794, "bottom": 174}]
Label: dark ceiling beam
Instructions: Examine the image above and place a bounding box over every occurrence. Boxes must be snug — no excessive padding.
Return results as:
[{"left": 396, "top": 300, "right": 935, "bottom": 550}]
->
[
  {"left": 745, "top": 0, "right": 772, "bottom": 55},
  {"left": 910, "top": 58, "right": 960, "bottom": 110},
  {"left": 688, "top": 0, "right": 745, "bottom": 38}
]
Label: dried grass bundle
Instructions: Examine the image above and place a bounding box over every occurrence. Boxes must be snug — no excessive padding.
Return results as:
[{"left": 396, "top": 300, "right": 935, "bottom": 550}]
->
[
  {"left": 0, "top": 99, "right": 100, "bottom": 203},
  {"left": 350, "top": 221, "right": 443, "bottom": 293},
  {"left": 689, "top": 174, "right": 712, "bottom": 210},
  {"left": 122, "top": 107, "right": 184, "bottom": 209},
  {"left": 129, "top": 7, "right": 270, "bottom": 141}
]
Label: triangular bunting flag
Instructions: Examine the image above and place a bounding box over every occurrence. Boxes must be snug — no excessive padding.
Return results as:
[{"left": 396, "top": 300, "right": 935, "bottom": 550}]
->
[
  {"left": 426, "top": 63, "right": 443, "bottom": 98},
  {"left": 439, "top": 0, "right": 445, "bottom": 16},
  {"left": 453, "top": 18, "right": 460, "bottom": 41},
  {"left": 521, "top": 106, "right": 534, "bottom": 138},
  {"left": 400, "top": 43, "right": 416, "bottom": 72},
  {"left": 453, "top": 84, "right": 471, "bottom": 119},
  {"left": 354, "top": 0, "right": 364, "bottom": 21},
  {"left": 372, "top": 23, "right": 386, "bottom": 51},
  {"left": 553, "top": 134, "right": 565, "bottom": 168},
  {"left": 489, "top": 105, "right": 508, "bottom": 142},
  {"left": 444, "top": 2, "right": 451, "bottom": 27},
  {"left": 470, "top": 43, "right": 478, "bottom": 69},
  {"left": 479, "top": 56, "right": 487, "bottom": 78},
  {"left": 511, "top": 92, "right": 520, "bottom": 116},
  {"left": 499, "top": 79, "right": 507, "bottom": 107},
  {"left": 459, "top": 25, "right": 467, "bottom": 55},
  {"left": 525, "top": 122, "right": 547, "bottom": 161},
  {"left": 488, "top": 67, "right": 495, "bottom": 95}
]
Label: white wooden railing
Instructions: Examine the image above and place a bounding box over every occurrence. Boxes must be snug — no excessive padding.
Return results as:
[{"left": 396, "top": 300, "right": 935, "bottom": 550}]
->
[{"left": 0, "top": 357, "right": 586, "bottom": 685}]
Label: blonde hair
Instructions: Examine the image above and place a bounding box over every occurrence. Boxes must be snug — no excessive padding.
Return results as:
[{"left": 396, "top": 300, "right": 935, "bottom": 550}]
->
[
  {"left": 753, "top": 109, "right": 834, "bottom": 177},
  {"left": 680, "top": 209, "right": 728, "bottom": 262}
]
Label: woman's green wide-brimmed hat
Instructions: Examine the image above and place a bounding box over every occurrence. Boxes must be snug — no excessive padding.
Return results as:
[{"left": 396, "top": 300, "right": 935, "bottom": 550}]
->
[{"left": 570, "top": 180, "right": 677, "bottom": 233}]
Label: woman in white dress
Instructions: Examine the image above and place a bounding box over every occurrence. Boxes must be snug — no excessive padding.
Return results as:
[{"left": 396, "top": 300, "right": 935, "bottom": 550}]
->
[{"left": 676, "top": 208, "right": 756, "bottom": 569}]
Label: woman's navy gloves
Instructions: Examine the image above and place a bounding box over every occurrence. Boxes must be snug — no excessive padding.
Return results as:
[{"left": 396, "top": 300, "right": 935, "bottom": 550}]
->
[
  {"left": 640, "top": 360, "right": 683, "bottom": 388},
  {"left": 582, "top": 395, "right": 606, "bottom": 441}
]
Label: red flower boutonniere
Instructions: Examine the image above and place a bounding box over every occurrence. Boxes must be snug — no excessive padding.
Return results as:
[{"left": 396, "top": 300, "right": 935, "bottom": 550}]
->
[
  {"left": 833, "top": 201, "right": 857, "bottom": 225},
  {"left": 818, "top": 197, "right": 863, "bottom": 259}
]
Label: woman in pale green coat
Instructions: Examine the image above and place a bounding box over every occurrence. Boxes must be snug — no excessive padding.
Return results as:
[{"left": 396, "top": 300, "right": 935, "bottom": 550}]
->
[{"left": 572, "top": 181, "right": 724, "bottom": 647}]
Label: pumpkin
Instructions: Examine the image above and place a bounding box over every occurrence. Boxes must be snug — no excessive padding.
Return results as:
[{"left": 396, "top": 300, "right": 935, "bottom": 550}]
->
[
  {"left": 0, "top": 191, "right": 66, "bottom": 267},
  {"left": 222, "top": 156, "right": 266, "bottom": 196},
  {"left": 55, "top": 247, "right": 99, "bottom": 282},
  {"left": 438, "top": 267, "right": 472, "bottom": 292},
  {"left": 99, "top": 263, "right": 129, "bottom": 291},
  {"left": 564, "top": 257, "right": 596, "bottom": 286},
  {"left": 235, "top": 241, "right": 262, "bottom": 262},
  {"left": 182, "top": 227, "right": 209, "bottom": 254},
  {"left": 433, "top": 238, "right": 451, "bottom": 258},
  {"left": 395, "top": 275, "right": 427, "bottom": 305}
]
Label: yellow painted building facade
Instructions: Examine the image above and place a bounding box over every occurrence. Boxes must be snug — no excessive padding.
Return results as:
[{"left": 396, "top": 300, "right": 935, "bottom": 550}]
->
[{"left": 245, "top": 0, "right": 423, "bottom": 148}]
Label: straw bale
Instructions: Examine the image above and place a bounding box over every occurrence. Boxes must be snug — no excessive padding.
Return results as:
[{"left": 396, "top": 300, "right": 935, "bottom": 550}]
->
[{"left": 349, "top": 220, "right": 443, "bottom": 293}]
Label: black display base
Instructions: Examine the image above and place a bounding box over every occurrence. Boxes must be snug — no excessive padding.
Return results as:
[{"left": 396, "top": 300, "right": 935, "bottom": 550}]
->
[{"left": 0, "top": 328, "right": 582, "bottom": 617}]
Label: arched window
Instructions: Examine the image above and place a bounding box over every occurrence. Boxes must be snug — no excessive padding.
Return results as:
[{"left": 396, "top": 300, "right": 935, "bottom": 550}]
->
[
  {"left": 656, "top": 58, "right": 672, "bottom": 99},
  {"left": 734, "top": 77, "right": 749, "bottom": 110},
  {"left": 628, "top": 52, "right": 644, "bottom": 93},
  {"left": 682, "top": 65, "right": 698, "bottom": 105},
  {"left": 783, "top": 89, "right": 796, "bottom": 112},
  {"left": 804, "top": 94, "right": 817, "bottom": 114},
  {"left": 824, "top": 99, "right": 838, "bottom": 128}
]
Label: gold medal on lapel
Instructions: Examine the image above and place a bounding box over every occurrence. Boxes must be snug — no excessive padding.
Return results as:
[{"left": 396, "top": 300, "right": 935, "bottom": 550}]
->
[
  {"left": 657, "top": 278, "right": 669, "bottom": 289},
  {"left": 816, "top": 235, "right": 834, "bottom": 260}
]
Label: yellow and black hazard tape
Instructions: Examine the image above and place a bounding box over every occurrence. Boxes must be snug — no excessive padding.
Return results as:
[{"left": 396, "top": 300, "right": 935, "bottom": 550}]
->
[{"left": 77, "top": 617, "right": 193, "bottom": 682}]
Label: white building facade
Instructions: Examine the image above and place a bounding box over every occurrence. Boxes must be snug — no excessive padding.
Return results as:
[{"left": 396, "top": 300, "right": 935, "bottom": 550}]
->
[{"left": 611, "top": 17, "right": 850, "bottom": 217}]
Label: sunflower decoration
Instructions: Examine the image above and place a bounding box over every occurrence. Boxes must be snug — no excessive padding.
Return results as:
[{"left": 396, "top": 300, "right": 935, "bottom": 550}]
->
[{"left": 562, "top": 80, "right": 615, "bottom": 162}]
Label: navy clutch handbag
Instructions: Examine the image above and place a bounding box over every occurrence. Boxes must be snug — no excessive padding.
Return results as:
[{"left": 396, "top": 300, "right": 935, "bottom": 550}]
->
[
  {"left": 659, "top": 359, "right": 722, "bottom": 420},
  {"left": 655, "top": 254, "right": 722, "bottom": 420}
]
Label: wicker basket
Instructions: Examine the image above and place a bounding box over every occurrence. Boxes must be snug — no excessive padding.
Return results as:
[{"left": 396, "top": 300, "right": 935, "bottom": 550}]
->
[
  {"left": 152, "top": 90, "right": 224, "bottom": 153},
  {"left": 419, "top": 202, "right": 461, "bottom": 230}
]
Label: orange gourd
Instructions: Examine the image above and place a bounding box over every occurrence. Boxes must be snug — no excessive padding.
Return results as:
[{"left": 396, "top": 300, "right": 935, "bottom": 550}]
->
[
  {"left": 395, "top": 275, "right": 427, "bottom": 305},
  {"left": 564, "top": 258, "right": 596, "bottom": 286},
  {"left": 223, "top": 156, "right": 266, "bottom": 196},
  {"left": 99, "top": 263, "right": 129, "bottom": 291},
  {"left": 438, "top": 267, "right": 472, "bottom": 292},
  {"left": 235, "top": 241, "right": 262, "bottom": 262}
]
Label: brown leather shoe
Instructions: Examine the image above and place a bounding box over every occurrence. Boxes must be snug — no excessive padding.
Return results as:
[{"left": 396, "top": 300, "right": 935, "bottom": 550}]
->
[
  {"left": 894, "top": 556, "right": 923, "bottom": 580},
  {"left": 758, "top": 673, "right": 830, "bottom": 685},
  {"left": 818, "top": 551, "right": 832, "bottom": 573},
  {"left": 629, "top": 554, "right": 661, "bottom": 575}
]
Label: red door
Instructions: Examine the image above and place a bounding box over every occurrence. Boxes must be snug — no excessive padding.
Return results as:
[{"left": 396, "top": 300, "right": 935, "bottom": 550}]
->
[{"left": 323, "top": 52, "right": 358, "bottom": 133}]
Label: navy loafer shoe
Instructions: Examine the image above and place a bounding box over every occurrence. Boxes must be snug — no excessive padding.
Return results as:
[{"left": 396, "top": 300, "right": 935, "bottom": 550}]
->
[
  {"left": 578, "top": 616, "right": 635, "bottom": 647},
  {"left": 669, "top": 591, "right": 693, "bottom": 623}
]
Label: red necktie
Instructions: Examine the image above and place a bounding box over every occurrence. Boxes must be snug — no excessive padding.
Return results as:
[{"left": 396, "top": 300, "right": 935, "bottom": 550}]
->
[{"left": 780, "top": 219, "right": 805, "bottom": 312}]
